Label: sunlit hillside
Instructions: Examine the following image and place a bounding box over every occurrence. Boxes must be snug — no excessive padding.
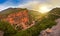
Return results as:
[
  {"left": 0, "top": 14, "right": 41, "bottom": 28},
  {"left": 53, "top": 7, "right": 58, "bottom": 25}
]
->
[{"left": 0, "top": 8, "right": 60, "bottom": 36}]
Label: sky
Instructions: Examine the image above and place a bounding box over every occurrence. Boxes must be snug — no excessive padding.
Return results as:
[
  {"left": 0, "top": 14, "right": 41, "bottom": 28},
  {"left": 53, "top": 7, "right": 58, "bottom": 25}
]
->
[{"left": 0, "top": 0, "right": 60, "bottom": 11}]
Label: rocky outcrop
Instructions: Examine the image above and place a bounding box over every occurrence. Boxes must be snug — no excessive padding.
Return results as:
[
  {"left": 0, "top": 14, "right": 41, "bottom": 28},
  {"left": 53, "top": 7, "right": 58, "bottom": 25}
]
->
[
  {"left": 0, "top": 31, "right": 4, "bottom": 36},
  {"left": 39, "top": 18, "right": 60, "bottom": 36},
  {"left": 0, "top": 9, "right": 33, "bottom": 30}
]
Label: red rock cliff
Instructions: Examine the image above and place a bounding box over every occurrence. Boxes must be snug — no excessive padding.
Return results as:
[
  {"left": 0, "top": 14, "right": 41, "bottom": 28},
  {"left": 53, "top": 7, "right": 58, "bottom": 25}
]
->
[{"left": 2, "top": 10, "right": 31, "bottom": 30}]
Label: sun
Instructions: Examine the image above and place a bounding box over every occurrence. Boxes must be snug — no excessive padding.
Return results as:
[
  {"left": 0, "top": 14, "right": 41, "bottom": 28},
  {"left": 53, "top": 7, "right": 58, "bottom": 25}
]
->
[{"left": 38, "top": 5, "right": 50, "bottom": 13}]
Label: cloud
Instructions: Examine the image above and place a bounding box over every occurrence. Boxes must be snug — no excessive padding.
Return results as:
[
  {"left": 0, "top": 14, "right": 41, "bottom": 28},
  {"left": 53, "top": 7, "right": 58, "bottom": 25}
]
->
[
  {"left": 17, "top": 1, "right": 53, "bottom": 11},
  {"left": 18, "top": 1, "right": 40, "bottom": 10},
  {"left": 0, "top": 1, "right": 40, "bottom": 11},
  {"left": 0, "top": 0, "right": 60, "bottom": 11},
  {"left": 0, "top": 5, "right": 12, "bottom": 11}
]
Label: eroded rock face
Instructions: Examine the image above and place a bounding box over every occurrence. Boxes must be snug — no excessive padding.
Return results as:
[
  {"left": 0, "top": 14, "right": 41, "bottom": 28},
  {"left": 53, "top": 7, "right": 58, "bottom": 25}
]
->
[
  {"left": 0, "top": 10, "right": 33, "bottom": 30},
  {"left": 39, "top": 18, "right": 60, "bottom": 36}
]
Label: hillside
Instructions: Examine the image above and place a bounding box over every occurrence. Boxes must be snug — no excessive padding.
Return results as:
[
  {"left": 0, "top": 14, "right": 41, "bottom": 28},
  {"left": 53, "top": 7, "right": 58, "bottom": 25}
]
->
[
  {"left": 47, "top": 8, "right": 60, "bottom": 20},
  {"left": 0, "top": 8, "right": 41, "bottom": 30},
  {"left": 0, "top": 7, "right": 60, "bottom": 36},
  {"left": 49, "top": 8, "right": 60, "bottom": 15},
  {"left": 39, "top": 8, "right": 60, "bottom": 36}
]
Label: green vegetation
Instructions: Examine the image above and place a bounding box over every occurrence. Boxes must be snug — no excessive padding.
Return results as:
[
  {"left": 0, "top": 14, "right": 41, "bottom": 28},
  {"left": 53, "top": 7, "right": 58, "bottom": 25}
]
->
[
  {"left": 0, "top": 21, "right": 17, "bottom": 36},
  {"left": 0, "top": 8, "right": 60, "bottom": 36},
  {"left": 12, "top": 18, "right": 56, "bottom": 36},
  {"left": 28, "top": 10, "right": 41, "bottom": 21},
  {"left": 0, "top": 8, "right": 27, "bottom": 17},
  {"left": 49, "top": 8, "right": 60, "bottom": 15},
  {"left": 0, "top": 16, "right": 56, "bottom": 36}
]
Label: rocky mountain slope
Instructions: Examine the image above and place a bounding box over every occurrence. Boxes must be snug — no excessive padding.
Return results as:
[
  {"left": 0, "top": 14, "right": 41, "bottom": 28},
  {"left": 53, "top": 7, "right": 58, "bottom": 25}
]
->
[
  {"left": 0, "top": 7, "right": 60, "bottom": 36},
  {"left": 39, "top": 8, "right": 60, "bottom": 36},
  {"left": 0, "top": 8, "right": 41, "bottom": 30}
]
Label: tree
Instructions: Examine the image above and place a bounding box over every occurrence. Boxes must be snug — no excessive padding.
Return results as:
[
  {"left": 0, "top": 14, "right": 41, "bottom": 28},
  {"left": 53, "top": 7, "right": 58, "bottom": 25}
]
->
[{"left": 0, "top": 21, "right": 17, "bottom": 36}]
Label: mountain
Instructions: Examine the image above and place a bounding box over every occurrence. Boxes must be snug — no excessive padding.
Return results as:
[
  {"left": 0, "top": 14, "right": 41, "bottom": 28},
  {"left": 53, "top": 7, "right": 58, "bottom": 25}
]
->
[
  {"left": 0, "top": 8, "right": 41, "bottom": 30},
  {"left": 13, "top": 8, "right": 60, "bottom": 36},
  {"left": 39, "top": 8, "right": 60, "bottom": 36},
  {"left": 0, "top": 7, "right": 60, "bottom": 36},
  {"left": 46, "top": 8, "right": 60, "bottom": 20},
  {"left": 49, "top": 8, "right": 60, "bottom": 14},
  {"left": 0, "top": 7, "right": 60, "bottom": 30}
]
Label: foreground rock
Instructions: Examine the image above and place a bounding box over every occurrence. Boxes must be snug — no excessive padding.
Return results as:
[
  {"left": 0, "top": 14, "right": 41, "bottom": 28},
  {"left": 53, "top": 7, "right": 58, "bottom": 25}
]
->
[
  {"left": 0, "top": 31, "right": 4, "bottom": 36},
  {"left": 39, "top": 18, "right": 60, "bottom": 36}
]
